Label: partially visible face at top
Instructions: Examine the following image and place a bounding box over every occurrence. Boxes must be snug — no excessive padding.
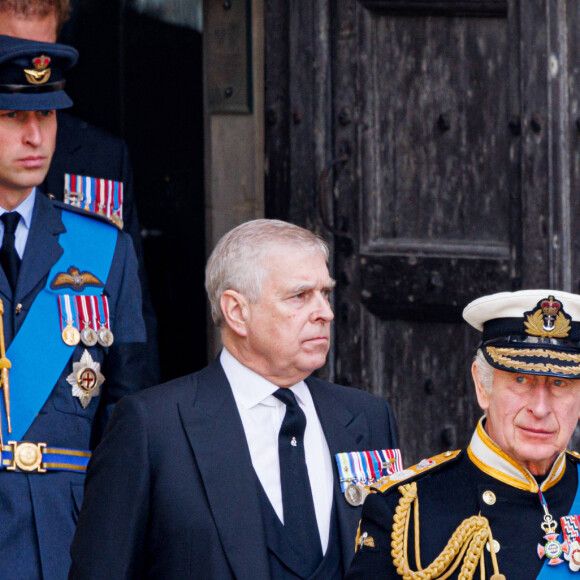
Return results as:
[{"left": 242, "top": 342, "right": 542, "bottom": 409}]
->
[
  {"left": 0, "top": 109, "right": 57, "bottom": 205},
  {"left": 236, "top": 244, "right": 335, "bottom": 388},
  {"left": 473, "top": 365, "right": 580, "bottom": 475},
  {"left": 0, "top": 11, "right": 58, "bottom": 43}
]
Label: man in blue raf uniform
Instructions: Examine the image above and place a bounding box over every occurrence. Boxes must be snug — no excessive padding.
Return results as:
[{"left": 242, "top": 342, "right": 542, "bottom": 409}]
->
[
  {"left": 0, "top": 0, "right": 161, "bottom": 384},
  {"left": 0, "top": 35, "right": 147, "bottom": 579},
  {"left": 69, "top": 219, "right": 399, "bottom": 580},
  {"left": 347, "top": 289, "right": 580, "bottom": 579}
]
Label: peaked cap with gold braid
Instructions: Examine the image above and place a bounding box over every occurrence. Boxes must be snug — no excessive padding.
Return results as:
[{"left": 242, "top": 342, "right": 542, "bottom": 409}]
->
[{"left": 463, "top": 289, "right": 580, "bottom": 379}]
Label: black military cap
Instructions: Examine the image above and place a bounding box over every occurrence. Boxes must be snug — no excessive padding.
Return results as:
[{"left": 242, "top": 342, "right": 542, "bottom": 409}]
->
[
  {"left": 463, "top": 289, "right": 580, "bottom": 379},
  {"left": 0, "top": 34, "right": 78, "bottom": 110}
]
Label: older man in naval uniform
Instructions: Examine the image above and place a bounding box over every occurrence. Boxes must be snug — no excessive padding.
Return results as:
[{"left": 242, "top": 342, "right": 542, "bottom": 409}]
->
[
  {"left": 347, "top": 289, "right": 580, "bottom": 579},
  {"left": 0, "top": 34, "right": 147, "bottom": 579},
  {"left": 69, "top": 218, "right": 399, "bottom": 580}
]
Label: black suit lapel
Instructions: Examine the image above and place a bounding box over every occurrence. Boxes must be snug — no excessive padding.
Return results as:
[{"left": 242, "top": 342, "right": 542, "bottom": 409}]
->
[
  {"left": 178, "top": 360, "right": 271, "bottom": 580},
  {"left": 307, "top": 377, "right": 371, "bottom": 571}
]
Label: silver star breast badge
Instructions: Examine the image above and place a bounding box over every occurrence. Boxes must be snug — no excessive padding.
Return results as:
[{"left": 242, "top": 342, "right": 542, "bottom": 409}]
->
[{"left": 66, "top": 349, "right": 105, "bottom": 408}]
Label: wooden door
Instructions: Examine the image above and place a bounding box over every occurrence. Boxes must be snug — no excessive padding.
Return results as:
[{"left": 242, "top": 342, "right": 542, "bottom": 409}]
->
[{"left": 265, "top": 1, "right": 579, "bottom": 465}]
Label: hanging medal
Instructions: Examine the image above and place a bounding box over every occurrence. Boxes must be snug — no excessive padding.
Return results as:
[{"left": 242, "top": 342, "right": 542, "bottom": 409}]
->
[
  {"left": 58, "top": 295, "right": 80, "bottom": 346},
  {"left": 64, "top": 173, "right": 82, "bottom": 208},
  {"left": 76, "top": 295, "right": 98, "bottom": 347},
  {"left": 110, "top": 180, "right": 124, "bottom": 229},
  {"left": 107, "top": 179, "right": 114, "bottom": 222},
  {"left": 561, "top": 515, "right": 580, "bottom": 571},
  {"left": 95, "top": 295, "right": 114, "bottom": 347},
  {"left": 335, "top": 449, "right": 403, "bottom": 506},
  {"left": 83, "top": 175, "right": 92, "bottom": 212},
  {"left": 537, "top": 489, "right": 569, "bottom": 565},
  {"left": 96, "top": 178, "right": 106, "bottom": 217},
  {"left": 64, "top": 174, "right": 125, "bottom": 228}
]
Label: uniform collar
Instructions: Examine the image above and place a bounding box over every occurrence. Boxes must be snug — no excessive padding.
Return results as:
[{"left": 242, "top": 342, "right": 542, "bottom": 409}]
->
[
  {"left": 467, "top": 416, "right": 567, "bottom": 492},
  {"left": 0, "top": 187, "right": 36, "bottom": 229}
]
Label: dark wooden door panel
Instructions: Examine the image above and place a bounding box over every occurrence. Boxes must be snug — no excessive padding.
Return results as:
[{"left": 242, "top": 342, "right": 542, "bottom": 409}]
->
[
  {"left": 361, "top": 318, "right": 481, "bottom": 459},
  {"left": 333, "top": 1, "right": 519, "bottom": 464},
  {"left": 359, "top": 1, "right": 507, "bottom": 16},
  {"left": 265, "top": 0, "right": 576, "bottom": 464},
  {"left": 360, "top": 253, "right": 510, "bottom": 322}
]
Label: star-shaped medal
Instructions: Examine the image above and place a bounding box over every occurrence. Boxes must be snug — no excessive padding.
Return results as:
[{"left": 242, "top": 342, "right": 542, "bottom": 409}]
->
[{"left": 66, "top": 349, "right": 105, "bottom": 408}]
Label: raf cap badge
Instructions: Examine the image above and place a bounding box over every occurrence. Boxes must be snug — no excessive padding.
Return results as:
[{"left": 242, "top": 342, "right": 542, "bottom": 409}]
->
[
  {"left": 24, "top": 55, "right": 51, "bottom": 85},
  {"left": 66, "top": 350, "right": 105, "bottom": 408}
]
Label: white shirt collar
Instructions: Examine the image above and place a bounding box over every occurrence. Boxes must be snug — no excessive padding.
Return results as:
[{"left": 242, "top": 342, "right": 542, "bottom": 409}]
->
[{"left": 220, "top": 347, "right": 309, "bottom": 408}]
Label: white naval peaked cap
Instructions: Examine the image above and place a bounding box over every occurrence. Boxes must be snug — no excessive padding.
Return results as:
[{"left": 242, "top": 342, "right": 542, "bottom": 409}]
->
[
  {"left": 463, "top": 289, "right": 580, "bottom": 331},
  {"left": 463, "top": 289, "right": 580, "bottom": 379}
]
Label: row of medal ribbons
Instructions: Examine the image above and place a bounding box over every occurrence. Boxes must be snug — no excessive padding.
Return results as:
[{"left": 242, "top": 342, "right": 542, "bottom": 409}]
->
[{"left": 58, "top": 294, "right": 114, "bottom": 348}]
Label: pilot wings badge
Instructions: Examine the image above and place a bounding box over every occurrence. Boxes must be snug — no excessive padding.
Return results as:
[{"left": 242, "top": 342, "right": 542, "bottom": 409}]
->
[{"left": 50, "top": 266, "right": 104, "bottom": 291}]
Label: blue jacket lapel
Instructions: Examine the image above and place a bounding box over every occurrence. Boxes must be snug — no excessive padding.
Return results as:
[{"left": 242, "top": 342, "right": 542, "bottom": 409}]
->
[
  {"left": 17, "top": 191, "right": 64, "bottom": 303},
  {"left": 178, "top": 359, "right": 271, "bottom": 579}
]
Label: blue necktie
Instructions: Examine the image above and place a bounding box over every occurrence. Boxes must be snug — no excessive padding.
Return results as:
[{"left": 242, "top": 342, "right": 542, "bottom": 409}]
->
[
  {"left": 0, "top": 212, "right": 21, "bottom": 292},
  {"left": 273, "top": 388, "right": 323, "bottom": 574}
]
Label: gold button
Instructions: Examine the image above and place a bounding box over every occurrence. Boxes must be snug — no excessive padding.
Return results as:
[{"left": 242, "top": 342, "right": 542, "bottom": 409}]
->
[
  {"left": 486, "top": 539, "right": 500, "bottom": 553},
  {"left": 483, "top": 490, "right": 496, "bottom": 505}
]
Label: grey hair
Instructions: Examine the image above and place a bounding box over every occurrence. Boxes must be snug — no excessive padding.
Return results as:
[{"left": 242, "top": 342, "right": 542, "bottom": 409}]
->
[
  {"left": 205, "top": 219, "right": 330, "bottom": 326},
  {"left": 473, "top": 349, "right": 495, "bottom": 393}
]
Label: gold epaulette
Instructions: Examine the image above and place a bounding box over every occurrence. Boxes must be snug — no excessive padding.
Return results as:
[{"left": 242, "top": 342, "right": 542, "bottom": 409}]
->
[
  {"left": 372, "top": 450, "right": 461, "bottom": 494},
  {"left": 568, "top": 450, "right": 580, "bottom": 462}
]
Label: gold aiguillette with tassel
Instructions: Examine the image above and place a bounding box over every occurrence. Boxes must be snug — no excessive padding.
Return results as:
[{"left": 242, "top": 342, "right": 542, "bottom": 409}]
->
[{"left": 0, "top": 298, "right": 12, "bottom": 442}]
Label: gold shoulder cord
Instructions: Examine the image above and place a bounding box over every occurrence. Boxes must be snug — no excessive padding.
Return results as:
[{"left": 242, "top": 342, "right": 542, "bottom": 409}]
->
[{"left": 390, "top": 482, "right": 505, "bottom": 580}]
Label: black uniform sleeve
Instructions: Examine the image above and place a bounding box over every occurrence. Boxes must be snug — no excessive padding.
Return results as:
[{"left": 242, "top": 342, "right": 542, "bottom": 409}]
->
[{"left": 346, "top": 491, "right": 401, "bottom": 579}]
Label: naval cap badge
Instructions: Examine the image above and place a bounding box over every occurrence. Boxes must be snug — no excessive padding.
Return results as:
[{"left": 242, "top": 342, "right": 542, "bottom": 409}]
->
[
  {"left": 24, "top": 54, "right": 51, "bottom": 85},
  {"left": 524, "top": 295, "right": 571, "bottom": 338},
  {"left": 66, "top": 349, "right": 105, "bottom": 408}
]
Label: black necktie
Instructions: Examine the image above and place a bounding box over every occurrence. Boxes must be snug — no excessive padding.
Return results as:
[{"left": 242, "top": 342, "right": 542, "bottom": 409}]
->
[
  {"left": 0, "top": 212, "right": 21, "bottom": 292},
  {"left": 273, "top": 388, "right": 323, "bottom": 573}
]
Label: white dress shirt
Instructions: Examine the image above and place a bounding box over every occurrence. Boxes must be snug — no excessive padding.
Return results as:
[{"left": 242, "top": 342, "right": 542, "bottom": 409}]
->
[
  {"left": 0, "top": 188, "right": 36, "bottom": 259},
  {"left": 221, "top": 348, "right": 334, "bottom": 553}
]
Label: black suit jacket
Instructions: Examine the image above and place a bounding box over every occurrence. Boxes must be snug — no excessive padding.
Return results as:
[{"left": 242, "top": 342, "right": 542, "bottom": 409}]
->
[
  {"left": 42, "top": 111, "right": 160, "bottom": 383},
  {"left": 69, "top": 359, "right": 398, "bottom": 579}
]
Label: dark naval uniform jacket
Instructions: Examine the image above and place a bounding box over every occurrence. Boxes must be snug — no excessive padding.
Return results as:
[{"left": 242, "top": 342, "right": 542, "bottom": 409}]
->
[
  {"left": 0, "top": 191, "right": 147, "bottom": 580},
  {"left": 346, "top": 417, "right": 580, "bottom": 579},
  {"left": 69, "top": 359, "right": 399, "bottom": 579},
  {"left": 42, "top": 111, "right": 160, "bottom": 384}
]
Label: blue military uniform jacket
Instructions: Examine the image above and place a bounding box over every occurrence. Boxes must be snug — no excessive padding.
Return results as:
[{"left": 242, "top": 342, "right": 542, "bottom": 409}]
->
[
  {"left": 0, "top": 191, "right": 147, "bottom": 580},
  {"left": 347, "top": 417, "right": 580, "bottom": 579},
  {"left": 42, "top": 111, "right": 160, "bottom": 384}
]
